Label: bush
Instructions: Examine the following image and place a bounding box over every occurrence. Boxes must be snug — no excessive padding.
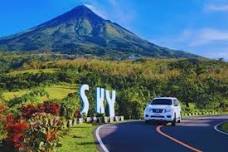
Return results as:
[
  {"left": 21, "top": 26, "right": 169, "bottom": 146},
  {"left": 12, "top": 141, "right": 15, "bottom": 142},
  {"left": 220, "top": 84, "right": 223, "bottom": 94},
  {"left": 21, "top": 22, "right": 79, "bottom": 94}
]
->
[
  {"left": 23, "top": 113, "right": 63, "bottom": 152},
  {"left": 4, "top": 113, "right": 29, "bottom": 151},
  {"left": 21, "top": 102, "right": 61, "bottom": 119},
  {"left": 0, "top": 103, "right": 7, "bottom": 141},
  {"left": 60, "top": 93, "right": 80, "bottom": 119}
]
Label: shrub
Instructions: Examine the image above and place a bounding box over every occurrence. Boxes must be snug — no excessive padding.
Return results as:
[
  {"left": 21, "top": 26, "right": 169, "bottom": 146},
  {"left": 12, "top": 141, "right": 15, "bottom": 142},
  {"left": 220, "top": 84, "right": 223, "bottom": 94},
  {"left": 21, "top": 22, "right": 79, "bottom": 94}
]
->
[
  {"left": 4, "top": 113, "right": 29, "bottom": 151},
  {"left": 21, "top": 104, "right": 37, "bottom": 119},
  {"left": 21, "top": 102, "right": 61, "bottom": 119},
  {"left": 23, "top": 113, "right": 63, "bottom": 152},
  {"left": 42, "top": 102, "right": 60, "bottom": 116},
  {"left": 0, "top": 103, "right": 7, "bottom": 141},
  {"left": 60, "top": 93, "right": 80, "bottom": 119}
]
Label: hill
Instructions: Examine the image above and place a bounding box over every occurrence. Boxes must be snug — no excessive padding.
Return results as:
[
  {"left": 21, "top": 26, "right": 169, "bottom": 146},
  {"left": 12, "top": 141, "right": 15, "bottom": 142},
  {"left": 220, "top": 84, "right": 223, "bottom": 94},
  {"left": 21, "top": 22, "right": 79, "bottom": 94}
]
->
[{"left": 0, "top": 5, "right": 200, "bottom": 59}]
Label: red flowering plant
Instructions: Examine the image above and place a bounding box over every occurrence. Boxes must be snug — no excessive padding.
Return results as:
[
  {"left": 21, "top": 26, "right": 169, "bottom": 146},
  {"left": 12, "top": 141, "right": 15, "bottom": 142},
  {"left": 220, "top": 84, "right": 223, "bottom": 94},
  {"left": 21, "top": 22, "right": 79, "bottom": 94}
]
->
[
  {"left": 21, "top": 102, "right": 61, "bottom": 119},
  {"left": 21, "top": 104, "right": 38, "bottom": 119},
  {"left": 0, "top": 103, "right": 7, "bottom": 141},
  {"left": 23, "top": 113, "right": 63, "bottom": 152},
  {"left": 42, "top": 102, "right": 61, "bottom": 116},
  {"left": 4, "top": 113, "right": 29, "bottom": 151}
]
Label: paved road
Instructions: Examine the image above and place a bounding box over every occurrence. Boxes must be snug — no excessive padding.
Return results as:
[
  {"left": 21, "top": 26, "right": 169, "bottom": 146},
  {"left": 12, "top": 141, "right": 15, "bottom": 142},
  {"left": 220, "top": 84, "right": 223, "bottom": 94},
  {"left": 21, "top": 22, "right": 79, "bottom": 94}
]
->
[{"left": 97, "top": 116, "right": 228, "bottom": 152}]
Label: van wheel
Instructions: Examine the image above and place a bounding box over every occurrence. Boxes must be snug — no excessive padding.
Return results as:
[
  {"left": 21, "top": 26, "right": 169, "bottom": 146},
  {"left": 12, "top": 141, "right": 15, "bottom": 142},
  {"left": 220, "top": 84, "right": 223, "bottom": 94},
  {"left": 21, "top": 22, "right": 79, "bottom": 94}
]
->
[
  {"left": 172, "top": 114, "right": 176, "bottom": 126},
  {"left": 177, "top": 116, "right": 181, "bottom": 123}
]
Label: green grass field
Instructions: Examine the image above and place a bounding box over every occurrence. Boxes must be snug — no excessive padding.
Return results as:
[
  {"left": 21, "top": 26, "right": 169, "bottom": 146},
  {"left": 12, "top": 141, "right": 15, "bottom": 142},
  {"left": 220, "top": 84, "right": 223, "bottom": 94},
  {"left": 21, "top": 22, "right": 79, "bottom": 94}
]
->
[
  {"left": 57, "top": 123, "right": 98, "bottom": 152},
  {"left": 2, "top": 83, "right": 77, "bottom": 101}
]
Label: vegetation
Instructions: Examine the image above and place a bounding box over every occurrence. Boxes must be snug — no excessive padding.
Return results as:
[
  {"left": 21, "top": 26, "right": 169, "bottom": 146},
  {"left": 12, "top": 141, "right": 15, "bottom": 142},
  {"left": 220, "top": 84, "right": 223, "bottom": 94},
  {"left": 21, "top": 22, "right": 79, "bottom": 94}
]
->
[
  {"left": 0, "top": 53, "right": 227, "bottom": 119},
  {"left": 57, "top": 123, "right": 97, "bottom": 152},
  {"left": 219, "top": 122, "right": 228, "bottom": 133},
  {"left": 0, "top": 52, "right": 227, "bottom": 151}
]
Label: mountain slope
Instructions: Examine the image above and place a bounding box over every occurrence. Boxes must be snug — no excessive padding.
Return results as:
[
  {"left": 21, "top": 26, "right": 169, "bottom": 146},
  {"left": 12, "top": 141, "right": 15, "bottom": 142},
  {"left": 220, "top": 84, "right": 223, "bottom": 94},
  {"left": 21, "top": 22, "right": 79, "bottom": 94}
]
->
[{"left": 0, "top": 5, "right": 200, "bottom": 59}]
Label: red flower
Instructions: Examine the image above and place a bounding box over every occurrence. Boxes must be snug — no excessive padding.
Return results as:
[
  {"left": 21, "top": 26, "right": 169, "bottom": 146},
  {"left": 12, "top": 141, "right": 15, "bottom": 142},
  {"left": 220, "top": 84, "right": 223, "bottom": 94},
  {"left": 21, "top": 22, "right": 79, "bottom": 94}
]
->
[
  {"left": 4, "top": 114, "right": 29, "bottom": 150},
  {"left": 21, "top": 104, "right": 37, "bottom": 119},
  {"left": 45, "top": 130, "right": 57, "bottom": 142}
]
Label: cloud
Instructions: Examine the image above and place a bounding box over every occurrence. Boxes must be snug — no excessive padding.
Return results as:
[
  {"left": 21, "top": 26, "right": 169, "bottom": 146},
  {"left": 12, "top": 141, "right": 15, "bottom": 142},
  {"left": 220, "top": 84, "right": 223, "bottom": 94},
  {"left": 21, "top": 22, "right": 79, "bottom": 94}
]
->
[
  {"left": 81, "top": 0, "right": 135, "bottom": 29},
  {"left": 203, "top": 50, "right": 228, "bottom": 60},
  {"left": 84, "top": 4, "right": 108, "bottom": 19},
  {"left": 107, "top": 0, "right": 117, "bottom": 6},
  {"left": 205, "top": 3, "right": 228, "bottom": 12},
  {"left": 149, "top": 28, "right": 228, "bottom": 60},
  {"left": 185, "top": 28, "right": 228, "bottom": 46}
]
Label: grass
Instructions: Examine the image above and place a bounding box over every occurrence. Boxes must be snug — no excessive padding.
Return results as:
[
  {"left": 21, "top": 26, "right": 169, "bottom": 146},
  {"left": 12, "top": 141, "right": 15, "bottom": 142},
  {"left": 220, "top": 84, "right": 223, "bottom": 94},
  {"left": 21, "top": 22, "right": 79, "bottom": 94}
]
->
[
  {"left": 44, "top": 84, "right": 76, "bottom": 100},
  {"left": 219, "top": 122, "right": 228, "bottom": 133},
  {"left": 2, "top": 83, "right": 77, "bottom": 101},
  {"left": 7, "top": 68, "right": 58, "bottom": 76},
  {"left": 2, "top": 90, "right": 27, "bottom": 101},
  {"left": 57, "top": 123, "right": 98, "bottom": 152}
]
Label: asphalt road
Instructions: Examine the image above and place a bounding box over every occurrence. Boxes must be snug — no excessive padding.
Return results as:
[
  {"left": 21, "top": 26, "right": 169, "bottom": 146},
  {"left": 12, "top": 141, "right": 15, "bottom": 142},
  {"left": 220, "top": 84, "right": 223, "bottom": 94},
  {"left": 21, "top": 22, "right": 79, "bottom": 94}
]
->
[{"left": 97, "top": 116, "right": 228, "bottom": 152}]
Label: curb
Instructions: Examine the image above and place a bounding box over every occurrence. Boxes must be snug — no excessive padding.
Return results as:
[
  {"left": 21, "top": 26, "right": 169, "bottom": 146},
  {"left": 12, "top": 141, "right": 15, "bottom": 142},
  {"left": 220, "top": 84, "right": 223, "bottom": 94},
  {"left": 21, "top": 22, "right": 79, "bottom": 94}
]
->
[
  {"left": 214, "top": 122, "right": 228, "bottom": 136},
  {"left": 95, "top": 124, "right": 110, "bottom": 152},
  {"left": 94, "top": 120, "right": 140, "bottom": 152}
]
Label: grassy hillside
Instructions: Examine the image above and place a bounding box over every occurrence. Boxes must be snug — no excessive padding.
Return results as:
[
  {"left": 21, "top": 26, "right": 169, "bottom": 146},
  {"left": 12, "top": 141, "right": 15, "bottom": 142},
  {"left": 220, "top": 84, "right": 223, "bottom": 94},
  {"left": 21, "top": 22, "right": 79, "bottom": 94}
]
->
[
  {"left": 2, "top": 84, "right": 76, "bottom": 101},
  {"left": 0, "top": 53, "right": 227, "bottom": 118}
]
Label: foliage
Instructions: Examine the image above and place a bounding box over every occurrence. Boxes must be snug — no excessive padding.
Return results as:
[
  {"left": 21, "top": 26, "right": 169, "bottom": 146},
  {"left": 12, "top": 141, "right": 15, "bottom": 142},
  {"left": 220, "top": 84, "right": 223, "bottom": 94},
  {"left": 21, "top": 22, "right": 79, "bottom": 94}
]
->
[
  {"left": 4, "top": 114, "right": 29, "bottom": 151},
  {"left": 0, "top": 103, "right": 7, "bottom": 141},
  {"left": 21, "top": 102, "right": 61, "bottom": 119},
  {"left": 0, "top": 54, "right": 227, "bottom": 118},
  {"left": 8, "top": 88, "right": 49, "bottom": 107},
  {"left": 60, "top": 93, "right": 80, "bottom": 119},
  {"left": 23, "top": 113, "right": 63, "bottom": 152}
]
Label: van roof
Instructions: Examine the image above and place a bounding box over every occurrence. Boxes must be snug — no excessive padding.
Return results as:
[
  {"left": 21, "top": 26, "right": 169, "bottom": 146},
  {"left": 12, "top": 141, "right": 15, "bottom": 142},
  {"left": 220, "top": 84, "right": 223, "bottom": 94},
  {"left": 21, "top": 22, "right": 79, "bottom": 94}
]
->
[{"left": 154, "top": 97, "right": 177, "bottom": 100}]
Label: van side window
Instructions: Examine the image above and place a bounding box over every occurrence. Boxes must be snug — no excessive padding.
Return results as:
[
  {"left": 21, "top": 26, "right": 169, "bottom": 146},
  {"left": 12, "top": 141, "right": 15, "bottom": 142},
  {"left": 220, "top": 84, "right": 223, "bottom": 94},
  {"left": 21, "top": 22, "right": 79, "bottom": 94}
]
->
[{"left": 174, "top": 99, "right": 179, "bottom": 106}]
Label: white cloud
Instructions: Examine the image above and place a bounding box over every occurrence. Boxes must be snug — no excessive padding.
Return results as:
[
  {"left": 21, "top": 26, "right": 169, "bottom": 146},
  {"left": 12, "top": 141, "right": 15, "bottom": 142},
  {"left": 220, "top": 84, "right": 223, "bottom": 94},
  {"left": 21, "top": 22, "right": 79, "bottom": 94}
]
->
[
  {"left": 185, "top": 28, "right": 228, "bottom": 46},
  {"left": 81, "top": 0, "right": 135, "bottom": 29},
  {"left": 203, "top": 50, "right": 228, "bottom": 60},
  {"left": 149, "top": 28, "right": 228, "bottom": 60},
  {"left": 84, "top": 4, "right": 108, "bottom": 19},
  {"left": 205, "top": 3, "right": 228, "bottom": 12}
]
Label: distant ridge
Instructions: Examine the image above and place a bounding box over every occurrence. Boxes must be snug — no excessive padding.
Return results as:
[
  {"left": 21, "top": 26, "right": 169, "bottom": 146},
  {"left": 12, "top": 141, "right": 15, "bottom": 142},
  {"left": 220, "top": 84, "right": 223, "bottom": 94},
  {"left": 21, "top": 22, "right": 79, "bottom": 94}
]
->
[{"left": 0, "top": 5, "right": 201, "bottom": 59}]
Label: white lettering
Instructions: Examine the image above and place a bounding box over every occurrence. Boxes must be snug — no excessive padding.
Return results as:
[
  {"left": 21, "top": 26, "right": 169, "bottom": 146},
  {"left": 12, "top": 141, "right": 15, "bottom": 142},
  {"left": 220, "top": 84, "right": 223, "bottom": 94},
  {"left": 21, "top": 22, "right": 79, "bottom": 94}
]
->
[
  {"left": 106, "top": 90, "right": 116, "bottom": 117},
  {"left": 80, "top": 84, "right": 90, "bottom": 115}
]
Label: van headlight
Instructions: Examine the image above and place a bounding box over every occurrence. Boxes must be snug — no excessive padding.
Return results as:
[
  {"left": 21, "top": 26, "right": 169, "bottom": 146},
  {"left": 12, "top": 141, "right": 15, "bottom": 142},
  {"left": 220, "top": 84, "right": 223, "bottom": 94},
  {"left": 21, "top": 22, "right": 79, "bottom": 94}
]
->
[
  {"left": 145, "top": 107, "right": 150, "bottom": 113},
  {"left": 164, "top": 109, "right": 172, "bottom": 113}
]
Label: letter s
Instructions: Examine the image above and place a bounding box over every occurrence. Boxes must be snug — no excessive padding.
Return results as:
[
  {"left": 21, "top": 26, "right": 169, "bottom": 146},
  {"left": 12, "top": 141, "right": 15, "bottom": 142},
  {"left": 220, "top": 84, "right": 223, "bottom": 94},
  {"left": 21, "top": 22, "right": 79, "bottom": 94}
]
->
[{"left": 80, "top": 84, "right": 89, "bottom": 115}]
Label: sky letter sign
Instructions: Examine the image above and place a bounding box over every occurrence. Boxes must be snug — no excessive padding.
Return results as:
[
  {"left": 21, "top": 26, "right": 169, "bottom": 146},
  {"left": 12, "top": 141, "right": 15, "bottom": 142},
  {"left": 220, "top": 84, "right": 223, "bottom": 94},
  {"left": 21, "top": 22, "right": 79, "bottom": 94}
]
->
[{"left": 80, "top": 84, "right": 116, "bottom": 117}]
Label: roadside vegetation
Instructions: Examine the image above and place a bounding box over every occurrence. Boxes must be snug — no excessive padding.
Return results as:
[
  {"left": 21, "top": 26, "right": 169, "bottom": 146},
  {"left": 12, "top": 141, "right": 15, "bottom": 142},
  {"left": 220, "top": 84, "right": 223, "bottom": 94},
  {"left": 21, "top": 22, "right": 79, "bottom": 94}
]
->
[
  {"left": 0, "top": 52, "right": 227, "bottom": 151},
  {"left": 57, "top": 123, "right": 97, "bottom": 152},
  {"left": 0, "top": 52, "right": 227, "bottom": 118},
  {"left": 219, "top": 122, "right": 228, "bottom": 133}
]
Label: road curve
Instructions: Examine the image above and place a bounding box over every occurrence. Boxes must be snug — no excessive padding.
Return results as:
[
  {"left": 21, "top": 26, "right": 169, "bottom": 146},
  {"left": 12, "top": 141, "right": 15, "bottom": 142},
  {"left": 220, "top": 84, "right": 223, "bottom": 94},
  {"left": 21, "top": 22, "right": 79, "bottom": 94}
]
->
[{"left": 96, "top": 116, "right": 228, "bottom": 152}]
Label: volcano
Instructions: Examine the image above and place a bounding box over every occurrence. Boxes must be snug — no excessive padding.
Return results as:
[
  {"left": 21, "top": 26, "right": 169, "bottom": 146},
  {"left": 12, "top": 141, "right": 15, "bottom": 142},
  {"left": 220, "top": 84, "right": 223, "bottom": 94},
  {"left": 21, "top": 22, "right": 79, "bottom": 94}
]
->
[{"left": 0, "top": 5, "right": 200, "bottom": 59}]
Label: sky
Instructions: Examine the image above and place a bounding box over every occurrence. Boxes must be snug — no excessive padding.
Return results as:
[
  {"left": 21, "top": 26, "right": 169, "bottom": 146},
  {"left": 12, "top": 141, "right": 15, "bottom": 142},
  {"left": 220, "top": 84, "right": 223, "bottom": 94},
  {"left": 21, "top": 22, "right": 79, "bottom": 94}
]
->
[{"left": 0, "top": 0, "right": 228, "bottom": 60}]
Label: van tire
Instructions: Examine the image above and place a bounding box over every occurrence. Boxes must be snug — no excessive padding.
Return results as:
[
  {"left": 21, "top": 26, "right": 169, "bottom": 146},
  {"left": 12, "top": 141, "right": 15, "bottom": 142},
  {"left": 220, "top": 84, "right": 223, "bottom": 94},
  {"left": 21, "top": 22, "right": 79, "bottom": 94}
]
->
[{"left": 177, "top": 116, "right": 181, "bottom": 123}]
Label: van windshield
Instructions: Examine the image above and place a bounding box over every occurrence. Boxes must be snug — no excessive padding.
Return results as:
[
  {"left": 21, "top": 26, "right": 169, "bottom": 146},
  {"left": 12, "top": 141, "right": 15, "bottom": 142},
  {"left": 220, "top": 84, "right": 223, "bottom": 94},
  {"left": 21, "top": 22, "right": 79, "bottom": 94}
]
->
[{"left": 150, "top": 99, "right": 172, "bottom": 105}]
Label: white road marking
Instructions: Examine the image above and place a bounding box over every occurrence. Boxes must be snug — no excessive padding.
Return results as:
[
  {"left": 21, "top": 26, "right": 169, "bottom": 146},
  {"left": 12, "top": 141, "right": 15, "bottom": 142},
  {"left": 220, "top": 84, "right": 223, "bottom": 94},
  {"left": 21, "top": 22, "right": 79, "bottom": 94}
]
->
[
  {"left": 214, "top": 122, "right": 228, "bottom": 136},
  {"left": 96, "top": 124, "right": 110, "bottom": 152}
]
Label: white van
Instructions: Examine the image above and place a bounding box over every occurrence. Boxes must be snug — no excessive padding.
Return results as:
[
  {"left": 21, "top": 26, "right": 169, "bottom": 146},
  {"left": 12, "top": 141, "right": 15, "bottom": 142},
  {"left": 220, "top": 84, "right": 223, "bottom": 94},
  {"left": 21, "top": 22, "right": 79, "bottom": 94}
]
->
[{"left": 144, "top": 97, "right": 181, "bottom": 126}]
